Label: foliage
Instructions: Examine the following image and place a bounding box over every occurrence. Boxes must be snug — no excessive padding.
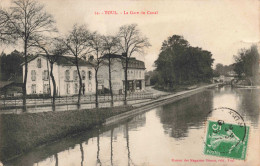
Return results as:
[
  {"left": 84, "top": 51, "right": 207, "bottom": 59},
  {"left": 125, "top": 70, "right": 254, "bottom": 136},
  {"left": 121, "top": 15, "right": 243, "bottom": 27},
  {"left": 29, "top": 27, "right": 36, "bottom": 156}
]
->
[
  {"left": 233, "top": 45, "right": 259, "bottom": 84},
  {"left": 0, "top": 50, "right": 23, "bottom": 81},
  {"left": 154, "top": 35, "right": 214, "bottom": 88},
  {"left": 0, "top": 9, "right": 16, "bottom": 44},
  {"left": 214, "top": 63, "right": 234, "bottom": 77}
]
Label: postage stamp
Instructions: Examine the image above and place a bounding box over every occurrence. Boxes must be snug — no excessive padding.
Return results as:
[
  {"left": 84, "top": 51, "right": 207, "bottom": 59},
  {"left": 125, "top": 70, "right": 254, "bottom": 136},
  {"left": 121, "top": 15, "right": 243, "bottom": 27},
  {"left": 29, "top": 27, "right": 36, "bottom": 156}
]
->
[{"left": 204, "top": 107, "right": 250, "bottom": 160}]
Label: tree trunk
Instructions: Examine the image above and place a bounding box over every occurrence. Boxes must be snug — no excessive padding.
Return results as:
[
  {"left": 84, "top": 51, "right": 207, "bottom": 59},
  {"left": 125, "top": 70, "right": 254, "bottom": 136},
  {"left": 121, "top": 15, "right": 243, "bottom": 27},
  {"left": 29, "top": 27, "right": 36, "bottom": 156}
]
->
[
  {"left": 95, "top": 68, "right": 99, "bottom": 108},
  {"left": 22, "top": 41, "right": 28, "bottom": 112},
  {"left": 124, "top": 58, "right": 128, "bottom": 105},
  {"left": 108, "top": 56, "right": 114, "bottom": 107},
  {"left": 50, "top": 62, "right": 56, "bottom": 111},
  {"left": 46, "top": 59, "right": 52, "bottom": 96},
  {"left": 75, "top": 57, "right": 82, "bottom": 108}
]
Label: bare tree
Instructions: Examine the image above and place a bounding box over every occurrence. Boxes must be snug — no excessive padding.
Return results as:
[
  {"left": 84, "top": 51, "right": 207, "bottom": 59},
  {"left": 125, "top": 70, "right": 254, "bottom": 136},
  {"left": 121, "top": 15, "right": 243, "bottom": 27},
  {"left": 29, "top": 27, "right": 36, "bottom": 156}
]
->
[
  {"left": 6, "top": 0, "right": 56, "bottom": 111},
  {"left": 0, "top": 9, "right": 15, "bottom": 43},
  {"left": 31, "top": 37, "right": 67, "bottom": 111},
  {"left": 102, "top": 35, "right": 120, "bottom": 107},
  {"left": 61, "top": 24, "right": 92, "bottom": 107},
  {"left": 118, "top": 24, "right": 151, "bottom": 105},
  {"left": 89, "top": 32, "right": 105, "bottom": 108}
]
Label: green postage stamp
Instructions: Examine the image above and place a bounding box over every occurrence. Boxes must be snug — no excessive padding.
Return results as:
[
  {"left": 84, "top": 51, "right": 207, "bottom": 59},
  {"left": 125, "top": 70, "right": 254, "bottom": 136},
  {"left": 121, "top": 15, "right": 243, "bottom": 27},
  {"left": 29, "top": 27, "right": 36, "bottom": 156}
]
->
[{"left": 204, "top": 120, "right": 249, "bottom": 160}]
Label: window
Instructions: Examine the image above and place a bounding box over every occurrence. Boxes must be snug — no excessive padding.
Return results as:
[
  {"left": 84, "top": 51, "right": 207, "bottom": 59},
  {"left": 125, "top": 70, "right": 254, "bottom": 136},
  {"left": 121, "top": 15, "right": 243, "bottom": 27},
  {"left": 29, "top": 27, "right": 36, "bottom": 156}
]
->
[
  {"left": 82, "top": 70, "right": 86, "bottom": 80},
  {"left": 37, "top": 58, "right": 41, "bottom": 68},
  {"left": 66, "top": 83, "right": 70, "bottom": 94},
  {"left": 139, "top": 71, "right": 141, "bottom": 78},
  {"left": 43, "top": 84, "right": 50, "bottom": 94},
  {"left": 88, "top": 83, "right": 92, "bottom": 92},
  {"left": 74, "top": 83, "right": 78, "bottom": 94},
  {"left": 136, "top": 80, "right": 142, "bottom": 90},
  {"left": 31, "top": 70, "right": 36, "bottom": 81},
  {"left": 42, "top": 70, "right": 49, "bottom": 80},
  {"left": 73, "top": 70, "right": 78, "bottom": 81},
  {"left": 31, "top": 84, "right": 36, "bottom": 94},
  {"left": 82, "top": 83, "right": 85, "bottom": 95},
  {"left": 88, "top": 71, "right": 92, "bottom": 80},
  {"left": 65, "top": 70, "right": 70, "bottom": 81}
]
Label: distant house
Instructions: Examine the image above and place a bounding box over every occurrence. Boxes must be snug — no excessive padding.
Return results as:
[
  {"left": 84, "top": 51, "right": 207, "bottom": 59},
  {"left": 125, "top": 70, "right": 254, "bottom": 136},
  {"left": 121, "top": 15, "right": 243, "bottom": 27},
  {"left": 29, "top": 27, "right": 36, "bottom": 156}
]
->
[
  {"left": 97, "top": 54, "right": 146, "bottom": 94},
  {"left": 0, "top": 81, "right": 23, "bottom": 97},
  {"left": 21, "top": 55, "right": 96, "bottom": 96}
]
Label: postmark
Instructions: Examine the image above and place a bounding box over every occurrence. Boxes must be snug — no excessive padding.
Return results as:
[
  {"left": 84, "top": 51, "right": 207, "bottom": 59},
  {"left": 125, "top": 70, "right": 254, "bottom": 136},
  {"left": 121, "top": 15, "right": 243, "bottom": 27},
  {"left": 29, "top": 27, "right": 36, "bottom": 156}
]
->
[{"left": 204, "top": 107, "right": 249, "bottom": 160}]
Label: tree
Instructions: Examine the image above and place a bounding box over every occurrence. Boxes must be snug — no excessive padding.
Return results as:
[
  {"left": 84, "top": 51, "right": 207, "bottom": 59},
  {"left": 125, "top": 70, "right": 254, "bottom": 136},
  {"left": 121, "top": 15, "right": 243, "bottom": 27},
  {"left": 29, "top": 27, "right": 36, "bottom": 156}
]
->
[
  {"left": 102, "top": 35, "right": 120, "bottom": 107},
  {"left": 89, "top": 32, "right": 104, "bottom": 108},
  {"left": 233, "top": 45, "right": 259, "bottom": 85},
  {"left": 6, "top": 0, "right": 56, "bottom": 111},
  {"left": 155, "top": 35, "right": 190, "bottom": 86},
  {"left": 154, "top": 35, "right": 214, "bottom": 89},
  {"left": 0, "top": 50, "right": 23, "bottom": 81},
  {"left": 118, "top": 24, "right": 151, "bottom": 104},
  {"left": 31, "top": 37, "right": 66, "bottom": 111},
  {"left": 61, "top": 24, "right": 92, "bottom": 107},
  {"left": 214, "top": 63, "right": 234, "bottom": 76}
]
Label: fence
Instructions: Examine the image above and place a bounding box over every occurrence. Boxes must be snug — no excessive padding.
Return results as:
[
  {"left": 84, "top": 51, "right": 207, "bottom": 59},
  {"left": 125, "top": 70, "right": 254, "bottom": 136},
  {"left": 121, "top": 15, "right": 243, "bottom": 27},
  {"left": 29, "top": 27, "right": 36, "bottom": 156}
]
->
[{"left": 0, "top": 93, "right": 154, "bottom": 109}]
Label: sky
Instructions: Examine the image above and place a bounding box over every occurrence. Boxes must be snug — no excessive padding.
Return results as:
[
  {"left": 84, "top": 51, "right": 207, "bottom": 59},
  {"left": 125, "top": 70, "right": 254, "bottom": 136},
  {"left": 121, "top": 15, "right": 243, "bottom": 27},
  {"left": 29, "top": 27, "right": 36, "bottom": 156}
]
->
[{"left": 0, "top": 0, "right": 259, "bottom": 71}]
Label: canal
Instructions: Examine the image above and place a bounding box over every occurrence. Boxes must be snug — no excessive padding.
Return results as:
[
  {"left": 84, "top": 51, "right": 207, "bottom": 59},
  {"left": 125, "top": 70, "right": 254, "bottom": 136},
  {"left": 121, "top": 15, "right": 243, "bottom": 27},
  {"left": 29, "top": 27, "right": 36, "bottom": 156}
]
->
[{"left": 2, "top": 86, "right": 259, "bottom": 166}]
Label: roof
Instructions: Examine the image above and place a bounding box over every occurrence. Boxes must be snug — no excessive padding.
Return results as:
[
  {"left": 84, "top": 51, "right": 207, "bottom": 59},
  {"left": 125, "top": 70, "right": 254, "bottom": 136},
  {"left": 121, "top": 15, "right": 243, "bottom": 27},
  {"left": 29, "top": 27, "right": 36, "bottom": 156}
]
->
[
  {"left": 102, "top": 54, "right": 145, "bottom": 69},
  {"left": 55, "top": 55, "right": 93, "bottom": 66},
  {"left": 21, "top": 54, "right": 94, "bottom": 67},
  {"left": 0, "top": 81, "right": 14, "bottom": 89}
]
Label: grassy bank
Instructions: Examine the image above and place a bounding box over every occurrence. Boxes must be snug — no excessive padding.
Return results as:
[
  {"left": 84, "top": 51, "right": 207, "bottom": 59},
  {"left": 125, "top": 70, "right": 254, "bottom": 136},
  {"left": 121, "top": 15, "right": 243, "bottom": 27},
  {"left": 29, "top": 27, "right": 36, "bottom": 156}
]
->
[{"left": 0, "top": 105, "right": 133, "bottom": 161}]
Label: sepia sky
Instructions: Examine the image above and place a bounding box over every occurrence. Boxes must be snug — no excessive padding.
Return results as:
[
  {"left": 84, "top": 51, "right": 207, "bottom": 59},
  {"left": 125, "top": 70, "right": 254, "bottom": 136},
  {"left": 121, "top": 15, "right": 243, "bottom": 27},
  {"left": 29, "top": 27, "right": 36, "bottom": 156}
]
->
[{"left": 0, "top": 0, "right": 259, "bottom": 70}]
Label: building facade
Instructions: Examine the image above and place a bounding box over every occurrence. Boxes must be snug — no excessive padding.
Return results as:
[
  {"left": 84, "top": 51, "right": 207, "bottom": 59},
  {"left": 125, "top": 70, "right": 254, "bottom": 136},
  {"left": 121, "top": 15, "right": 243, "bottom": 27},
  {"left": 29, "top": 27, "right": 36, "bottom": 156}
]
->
[
  {"left": 97, "top": 54, "right": 146, "bottom": 94},
  {"left": 22, "top": 55, "right": 96, "bottom": 96}
]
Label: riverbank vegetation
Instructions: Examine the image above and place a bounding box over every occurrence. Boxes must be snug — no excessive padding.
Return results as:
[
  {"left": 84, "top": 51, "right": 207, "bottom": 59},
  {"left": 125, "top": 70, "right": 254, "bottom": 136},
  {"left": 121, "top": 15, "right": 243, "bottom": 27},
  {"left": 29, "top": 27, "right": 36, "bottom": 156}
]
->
[
  {"left": 152, "top": 35, "right": 214, "bottom": 91},
  {"left": 233, "top": 45, "right": 259, "bottom": 85}
]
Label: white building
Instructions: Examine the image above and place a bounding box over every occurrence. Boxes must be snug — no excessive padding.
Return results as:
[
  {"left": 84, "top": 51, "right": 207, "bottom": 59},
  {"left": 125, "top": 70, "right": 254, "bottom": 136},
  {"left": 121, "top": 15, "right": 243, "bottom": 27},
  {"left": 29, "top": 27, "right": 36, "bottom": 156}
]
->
[
  {"left": 22, "top": 55, "right": 96, "bottom": 96},
  {"left": 97, "top": 54, "right": 146, "bottom": 94}
]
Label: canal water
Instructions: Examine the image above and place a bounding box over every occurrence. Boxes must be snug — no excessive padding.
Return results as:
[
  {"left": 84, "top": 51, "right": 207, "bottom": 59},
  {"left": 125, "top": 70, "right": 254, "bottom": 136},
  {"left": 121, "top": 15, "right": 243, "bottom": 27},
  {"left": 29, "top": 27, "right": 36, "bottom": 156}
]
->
[{"left": 2, "top": 86, "right": 260, "bottom": 166}]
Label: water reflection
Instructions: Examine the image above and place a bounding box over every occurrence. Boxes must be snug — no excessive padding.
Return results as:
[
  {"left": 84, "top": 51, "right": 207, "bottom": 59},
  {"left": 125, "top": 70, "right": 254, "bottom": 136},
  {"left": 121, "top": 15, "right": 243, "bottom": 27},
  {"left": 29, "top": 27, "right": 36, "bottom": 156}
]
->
[
  {"left": 110, "top": 129, "right": 113, "bottom": 166},
  {"left": 2, "top": 87, "right": 259, "bottom": 166},
  {"left": 158, "top": 91, "right": 213, "bottom": 139},
  {"left": 80, "top": 143, "right": 84, "bottom": 166},
  {"left": 54, "top": 153, "right": 58, "bottom": 166},
  {"left": 237, "top": 88, "right": 259, "bottom": 126},
  {"left": 96, "top": 131, "right": 102, "bottom": 166},
  {"left": 213, "top": 86, "right": 260, "bottom": 127}
]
